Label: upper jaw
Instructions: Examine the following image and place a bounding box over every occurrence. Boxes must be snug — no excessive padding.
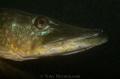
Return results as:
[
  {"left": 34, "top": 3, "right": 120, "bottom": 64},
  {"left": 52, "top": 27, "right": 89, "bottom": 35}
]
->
[{"left": 77, "top": 29, "right": 104, "bottom": 41}]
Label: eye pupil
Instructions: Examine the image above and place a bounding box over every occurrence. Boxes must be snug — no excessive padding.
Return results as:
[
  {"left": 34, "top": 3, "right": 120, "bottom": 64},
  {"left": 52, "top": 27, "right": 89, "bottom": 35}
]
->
[
  {"left": 34, "top": 16, "right": 48, "bottom": 29},
  {"left": 39, "top": 20, "right": 45, "bottom": 25}
]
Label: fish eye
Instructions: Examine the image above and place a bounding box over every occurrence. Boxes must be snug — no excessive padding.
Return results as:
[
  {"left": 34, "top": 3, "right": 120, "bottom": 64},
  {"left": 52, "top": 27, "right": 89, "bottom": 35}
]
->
[{"left": 34, "top": 16, "right": 48, "bottom": 29}]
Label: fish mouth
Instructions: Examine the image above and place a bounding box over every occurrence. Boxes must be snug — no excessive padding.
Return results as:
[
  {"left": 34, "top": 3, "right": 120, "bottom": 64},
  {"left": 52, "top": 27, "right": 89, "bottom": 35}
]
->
[{"left": 62, "top": 30, "right": 108, "bottom": 55}]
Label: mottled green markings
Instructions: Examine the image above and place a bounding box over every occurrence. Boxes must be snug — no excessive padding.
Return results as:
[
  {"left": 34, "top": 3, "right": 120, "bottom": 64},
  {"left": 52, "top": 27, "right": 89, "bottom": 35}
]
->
[
  {"left": 0, "top": 8, "right": 108, "bottom": 61},
  {"left": 12, "top": 23, "right": 16, "bottom": 28}
]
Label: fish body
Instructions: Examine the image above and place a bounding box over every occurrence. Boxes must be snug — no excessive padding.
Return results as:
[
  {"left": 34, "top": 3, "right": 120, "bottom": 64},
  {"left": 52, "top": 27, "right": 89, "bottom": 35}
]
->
[{"left": 0, "top": 8, "right": 108, "bottom": 61}]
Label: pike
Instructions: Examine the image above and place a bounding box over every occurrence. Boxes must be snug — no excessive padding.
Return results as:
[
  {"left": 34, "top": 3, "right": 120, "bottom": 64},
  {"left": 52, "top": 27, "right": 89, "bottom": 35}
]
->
[{"left": 0, "top": 8, "right": 108, "bottom": 61}]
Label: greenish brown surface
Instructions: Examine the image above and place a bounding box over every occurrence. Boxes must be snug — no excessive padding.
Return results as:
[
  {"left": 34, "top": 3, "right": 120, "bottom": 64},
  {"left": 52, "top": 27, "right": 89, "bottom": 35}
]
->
[
  {"left": 0, "top": 8, "right": 108, "bottom": 61},
  {"left": 0, "top": 8, "right": 108, "bottom": 78}
]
